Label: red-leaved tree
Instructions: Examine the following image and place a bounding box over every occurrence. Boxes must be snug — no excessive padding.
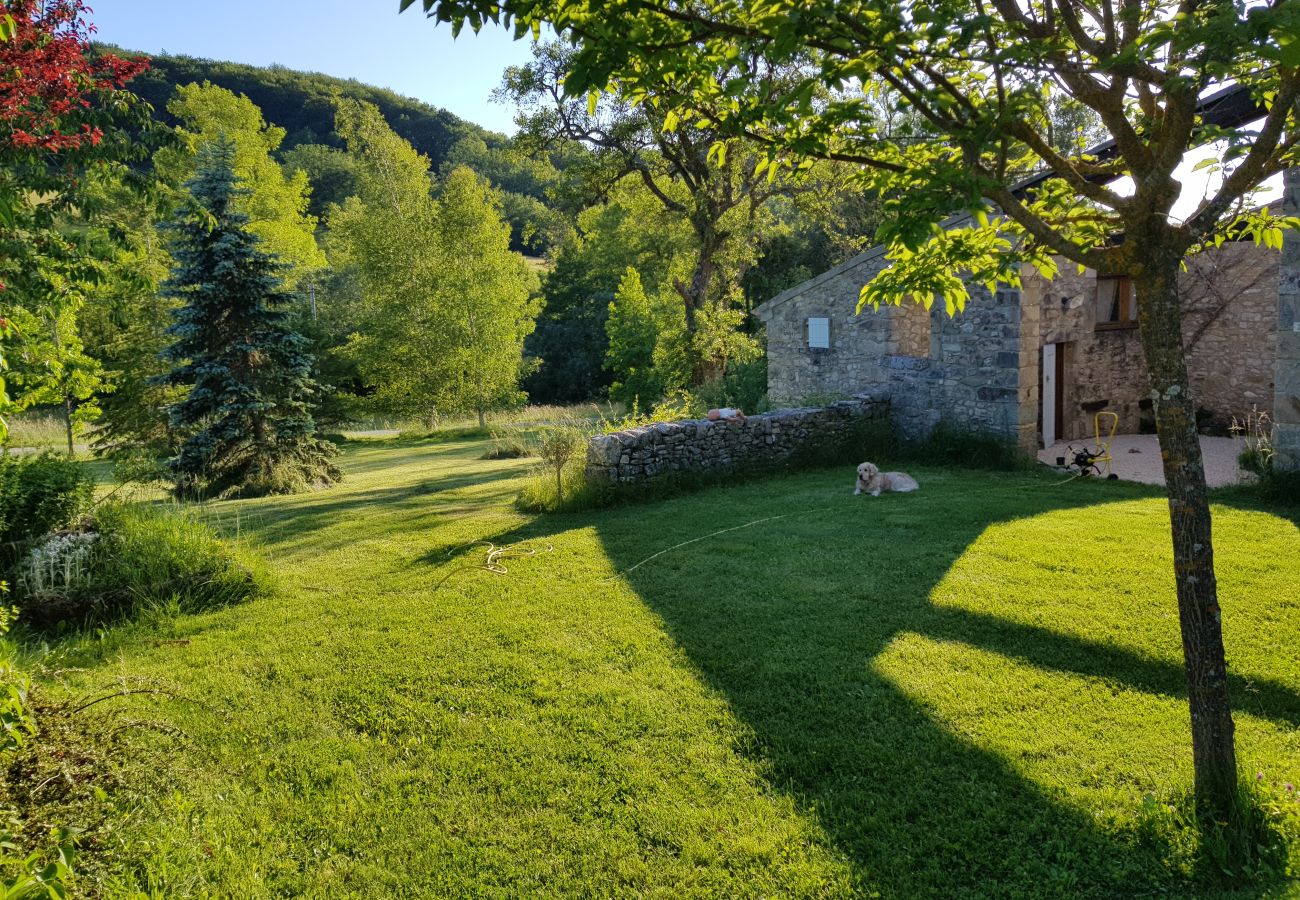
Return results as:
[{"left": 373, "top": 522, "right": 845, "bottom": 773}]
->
[{"left": 0, "top": 0, "right": 150, "bottom": 440}]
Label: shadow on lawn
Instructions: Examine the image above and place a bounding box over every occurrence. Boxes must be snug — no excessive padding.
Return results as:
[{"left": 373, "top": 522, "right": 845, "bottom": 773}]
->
[
  {"left": 485, "top": 472, "right": 1295, "bottom": 898},
  {"left": 204, "top": 457, "right": 527, "bottom": 553}
]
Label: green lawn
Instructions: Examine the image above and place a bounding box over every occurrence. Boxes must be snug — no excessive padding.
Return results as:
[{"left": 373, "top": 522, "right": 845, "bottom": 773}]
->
[{"left": 57, "top": 436, "right": 1300, "bottom": 897}]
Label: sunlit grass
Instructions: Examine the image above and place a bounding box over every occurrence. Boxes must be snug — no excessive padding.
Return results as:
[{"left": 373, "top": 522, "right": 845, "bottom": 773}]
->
[
  {"left": 3, "top": 410, "right": 82, "bottom": 452},
  {"left": 39, "top": 435, "right": 1300, "bottom": 897}
]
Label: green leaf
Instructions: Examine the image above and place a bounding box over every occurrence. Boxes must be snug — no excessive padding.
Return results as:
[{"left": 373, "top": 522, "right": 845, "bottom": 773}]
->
[{"left": 0, "top": 15, "right": 15, "bottom": 42}]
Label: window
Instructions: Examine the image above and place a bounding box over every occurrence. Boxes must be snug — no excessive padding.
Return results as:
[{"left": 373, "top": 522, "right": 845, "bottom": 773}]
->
[
  {"left": 807, "top": 316, "right": 830, "bottom": 349},
  {"left": 1095, "top": 276, "right": 1137, "bottom": 330}
]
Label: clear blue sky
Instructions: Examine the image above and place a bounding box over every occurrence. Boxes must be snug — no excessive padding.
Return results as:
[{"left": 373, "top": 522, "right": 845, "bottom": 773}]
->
[{"left": 93, "top": 1, "right": 543, "bottom": 134}]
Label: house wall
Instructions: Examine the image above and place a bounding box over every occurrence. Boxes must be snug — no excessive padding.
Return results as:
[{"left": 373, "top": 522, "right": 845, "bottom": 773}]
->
[
  {"left": 1182, "top": 243, "right": 1279, "bottom": 429},
  {"left": 756, "top": 253, "right": 1028, "bottom": 445},
  {"left": 886, "top": 285, "right": 1027, "bottom": 443},
  {"left": 754, "top": 246, "right": 899, "bottom": 403},
  {"left": 758, "top": 213, "right": 1289, "bottom": 455},
  {"left": 1022, "top": 244, "right": 1279, "bottom": 442},
  {"left": 1024, "top": 265, "right": 1150, "bottom": 440},
  {"left": 1278, "top": 169, "right": 1300, "bottom": 470}
]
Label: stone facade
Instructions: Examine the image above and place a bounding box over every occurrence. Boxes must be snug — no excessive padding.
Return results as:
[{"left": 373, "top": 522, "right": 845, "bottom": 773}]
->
[
  {"left": 586, "top": 399, "right": 889, "bottom": 485},
  {"left": 1279, "top": 170, "right": 1300, "bottom": 469},
  {"left": 754, "top": 241, "right": 1030, "bottom": 448},
  {"left": 758, "top": 216, "right": 1291, "bottom": 458}
]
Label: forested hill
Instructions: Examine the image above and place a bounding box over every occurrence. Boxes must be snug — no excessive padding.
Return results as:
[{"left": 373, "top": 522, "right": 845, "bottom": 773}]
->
[
  {"left": 99, "top": 46, "right": 503, "bottom": 167},
  {"left": 102, "top": 47, "right": 570, "bottom": 255}
]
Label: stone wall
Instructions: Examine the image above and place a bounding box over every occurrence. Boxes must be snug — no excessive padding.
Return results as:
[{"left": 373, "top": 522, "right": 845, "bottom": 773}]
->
[{"left": 585, "top": 399, "right": 889, "bottom": 485}]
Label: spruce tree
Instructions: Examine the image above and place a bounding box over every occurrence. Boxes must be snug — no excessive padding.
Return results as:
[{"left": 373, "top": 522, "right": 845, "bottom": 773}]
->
[{"left": 159, "top": 139, "right": 341, "bottom": 499}]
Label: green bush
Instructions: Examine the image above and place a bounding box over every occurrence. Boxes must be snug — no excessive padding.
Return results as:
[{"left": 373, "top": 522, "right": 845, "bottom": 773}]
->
[
  {"left": 1232, "top": 408, "right": 1300, "bottom": 503},
  {"left": 12, "top": 503, "right": 268, "bottom": 626},
  {"left": 517, "top": 452, "right": 604, "bottom": 513},
  {"left": 481, "top": 429, "right": 533, "bottom": 460},
  {"left": 1252, "top": 467, "right": 1300, "bottom": 503},
  {"left": 901, "top": 421, "right": 1030, "bottom": 471},
  {"left": 0, "top": 454, "right": 94, "bottom": 555},
  {"left": 693, "top": 359, "right": 771, "bottom": 416}
]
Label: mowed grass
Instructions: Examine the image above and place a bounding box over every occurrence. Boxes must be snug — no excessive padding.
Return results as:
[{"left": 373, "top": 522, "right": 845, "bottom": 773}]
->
[{"left": 52, "top": 435, "right": 1300, "bottom": 898}]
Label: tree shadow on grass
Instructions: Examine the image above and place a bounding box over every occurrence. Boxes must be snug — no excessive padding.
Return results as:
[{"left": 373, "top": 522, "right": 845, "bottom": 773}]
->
[
  {"left": 478, "top": 470, "right": 1296, "bottom": 898},
  {"left": 203, "top": 460, "right": 528, "bottom": 555}
]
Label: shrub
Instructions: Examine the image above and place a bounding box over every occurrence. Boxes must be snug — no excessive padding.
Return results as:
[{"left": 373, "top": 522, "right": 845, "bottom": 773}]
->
[
  {"left": 0, "top": 454, "right": 94, "bottom": 556},
  {"left": 535, "top": 424, "right": 589, "bottom": 505},
  {"left": 174, "top": 438, "right": 344, "bottom": 501},
  {"left": 12, "top": 503, "right": 268, "bottom": 626},
  {"left": 481, "top": 428, "right": 533, "bottom": 460},
  {"left": 1233, "top": 408, "right": 1300, "bottom": 503},
  {"left": 692, "top": 359, "right": 771, "bottom": 417},
  {"left": 902, "top": 421, "right": 1030, "bottom": 471}
]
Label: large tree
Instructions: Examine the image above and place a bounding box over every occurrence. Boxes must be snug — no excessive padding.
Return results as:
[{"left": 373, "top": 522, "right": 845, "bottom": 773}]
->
[
  {"left": 501, "top": 41, "right": 812, "bottom": 382},
  {"left": 410, "top": 0, "right": 1300, "bottom": 826},
  {"left": 160, "top": 140, "right": 340, "bottom": 499},
  {"left": 157, "top": 82, "right": 326, "bottom": 287},
  {"left": 0, "top": 0, "right": 151, "bottom": 441},
  {"left": 434, "top": 166, "right": 540, "bottom": 427},
  {"left": 330, "top": 101, "right": 538, "bottom": 426}
]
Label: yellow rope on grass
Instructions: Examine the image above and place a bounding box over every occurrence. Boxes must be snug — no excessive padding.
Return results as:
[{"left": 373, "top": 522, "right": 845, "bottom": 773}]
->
[{"left": 432, "top": 540, "right": 555, "bottom": 592}]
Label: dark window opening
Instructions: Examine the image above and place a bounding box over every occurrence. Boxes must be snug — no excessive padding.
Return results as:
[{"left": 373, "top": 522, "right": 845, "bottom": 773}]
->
[{"left": 1096, "top": 276, "right": 1138, "bottom": 330}]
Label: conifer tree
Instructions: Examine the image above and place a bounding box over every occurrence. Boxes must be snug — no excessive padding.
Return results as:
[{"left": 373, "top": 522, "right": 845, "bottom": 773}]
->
[{"left": 160, "top": 139, "right": 340, "bottom": 499}]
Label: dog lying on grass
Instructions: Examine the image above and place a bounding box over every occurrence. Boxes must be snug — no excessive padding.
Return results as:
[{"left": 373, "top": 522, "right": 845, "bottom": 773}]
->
[{"left": 854, "top": 461, "right": 920, "bottom": 496}]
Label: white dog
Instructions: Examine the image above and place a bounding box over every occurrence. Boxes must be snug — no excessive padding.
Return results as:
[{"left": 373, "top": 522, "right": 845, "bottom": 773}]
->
[{"left": 854, "top": 461, "right": 920, "bottom": 496}]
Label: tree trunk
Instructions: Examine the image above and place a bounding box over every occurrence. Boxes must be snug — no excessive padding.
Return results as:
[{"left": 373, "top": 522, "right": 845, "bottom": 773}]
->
[
  {"left": 674, "top": 222, "right": 725, "bottom": 385},
  {"left": 476, "top": 365, "right": 487, "bottom": 430},
  {"left": 1134, "top": 255, "right": 1238, "bottom": 820},
  {"left": 63, "top": 393, "right": 75, "bottom": 456}
]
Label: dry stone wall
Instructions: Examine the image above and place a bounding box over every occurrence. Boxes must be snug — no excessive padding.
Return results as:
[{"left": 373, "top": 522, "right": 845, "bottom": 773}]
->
[{"left": 585, "top": 399, "right": 889, "bottom": 485}]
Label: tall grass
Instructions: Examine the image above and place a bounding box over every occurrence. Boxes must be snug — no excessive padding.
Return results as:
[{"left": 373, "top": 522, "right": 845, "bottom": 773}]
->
[
  {"left": 3, "top": 412, "right": 77, "bottom": 452},
  {"left": 12, "top": 503, "right": 269, "bottom": 627},
  {"left": 393, "top": 402, "right": 626, "bottom": 441}
]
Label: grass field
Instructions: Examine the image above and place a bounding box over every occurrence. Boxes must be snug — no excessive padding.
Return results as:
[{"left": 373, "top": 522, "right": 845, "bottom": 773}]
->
[{"left": 48, "top": 434, "right": 1300, "bottom": 897}]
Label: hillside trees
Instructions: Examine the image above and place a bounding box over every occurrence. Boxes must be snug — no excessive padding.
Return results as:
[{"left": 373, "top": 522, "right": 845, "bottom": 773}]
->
[
  {"left": 329, "top": 101, "right": 538, "bottom": 426},
  {"left": 158, "top": 82, "right": 325, "bottom": 286},
  {"left": 123, "top": 50, "right": 489, "bottom": 168},
  {"left": 413, "top": 0, "right": 1300, "bottom": 833},
  {"left": 159, "top": 140, "right": 339, "bottom": 499}
]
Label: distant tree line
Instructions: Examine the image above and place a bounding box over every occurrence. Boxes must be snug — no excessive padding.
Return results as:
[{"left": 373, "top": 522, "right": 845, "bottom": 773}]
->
[{"left": 4, "top": 33, "right": 887, "bottom": 499}]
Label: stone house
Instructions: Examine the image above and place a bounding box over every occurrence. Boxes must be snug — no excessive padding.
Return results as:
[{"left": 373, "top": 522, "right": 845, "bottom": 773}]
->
[{"left": 754, "top": 173, "right": 1300, "bottom": 468}]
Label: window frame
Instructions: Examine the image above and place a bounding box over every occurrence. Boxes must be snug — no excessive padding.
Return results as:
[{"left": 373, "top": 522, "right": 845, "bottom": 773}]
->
[{"left": 1095, "top": 275, "right": 1138, "bottom": 331}]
